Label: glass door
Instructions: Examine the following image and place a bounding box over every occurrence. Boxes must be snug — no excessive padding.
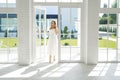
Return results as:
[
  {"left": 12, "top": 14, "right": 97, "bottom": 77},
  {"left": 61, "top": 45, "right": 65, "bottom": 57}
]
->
[
  {"left": 0, "top": 13, "right": 18, "bottom": 63},
  {"left": 59, "top": 7, "right": 81, "bottom": 62},
  {"left": 35, "top": 7, "right": 47, "bottom": 61}
]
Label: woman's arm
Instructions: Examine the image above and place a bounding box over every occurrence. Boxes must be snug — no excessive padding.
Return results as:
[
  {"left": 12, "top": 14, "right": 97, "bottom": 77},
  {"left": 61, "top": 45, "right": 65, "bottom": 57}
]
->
[{"left": 55, "top": 27, "right": 59, "bottom": 35}]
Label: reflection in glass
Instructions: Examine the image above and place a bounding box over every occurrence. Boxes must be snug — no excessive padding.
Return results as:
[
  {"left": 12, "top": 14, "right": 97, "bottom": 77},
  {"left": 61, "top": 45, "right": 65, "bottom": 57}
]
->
[
  {"left": 99, "top": 13, "right": 108, "bottom": 24},
  {"left": 109, "top": 0, "right": 118, "bottom": 8},
  {"left": 100, "top": 0, "right": 108, "bottom": 8},
  {"left": 109, "top": 14, "right": 117, "bottom": 24},
  {"left": 0, "top": 0, "right": 6, "bottom": 7},
  {"left": 8, "top": 0, "right": 16, "bottom": 7}
]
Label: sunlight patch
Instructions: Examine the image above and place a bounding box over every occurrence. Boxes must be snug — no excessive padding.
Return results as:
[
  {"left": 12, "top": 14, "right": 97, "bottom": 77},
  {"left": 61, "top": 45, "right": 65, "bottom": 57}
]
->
[{"left": 88, "top": 63, "right": 111, "bottom": 76}]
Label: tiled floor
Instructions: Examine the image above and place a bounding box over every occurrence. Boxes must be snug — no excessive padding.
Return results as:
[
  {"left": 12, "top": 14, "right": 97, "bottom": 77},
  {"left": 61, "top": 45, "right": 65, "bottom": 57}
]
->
[{"left": 0, "top": 63, "right": 120, "bottom": 80}]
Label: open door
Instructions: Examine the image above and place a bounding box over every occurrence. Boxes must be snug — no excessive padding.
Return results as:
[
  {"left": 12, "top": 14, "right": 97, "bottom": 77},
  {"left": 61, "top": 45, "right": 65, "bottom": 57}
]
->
[{"left": 35, "top": 7, "right": 47, "bottom": 62}]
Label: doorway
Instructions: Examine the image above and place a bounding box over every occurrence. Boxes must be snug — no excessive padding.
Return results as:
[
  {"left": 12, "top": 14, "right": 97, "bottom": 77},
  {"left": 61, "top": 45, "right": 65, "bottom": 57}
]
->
[{"left": 34, "top": 5, "right": 81, "bottom": 62}]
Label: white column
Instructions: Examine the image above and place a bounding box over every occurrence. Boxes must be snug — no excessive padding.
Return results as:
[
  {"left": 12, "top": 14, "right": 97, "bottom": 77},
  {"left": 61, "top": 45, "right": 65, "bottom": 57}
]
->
[
  {"left": 82, "top": 0, "right": 99, "bottom": 64},
  {"left": 17, "top": 0, "right": 34, "bottom": 65}
]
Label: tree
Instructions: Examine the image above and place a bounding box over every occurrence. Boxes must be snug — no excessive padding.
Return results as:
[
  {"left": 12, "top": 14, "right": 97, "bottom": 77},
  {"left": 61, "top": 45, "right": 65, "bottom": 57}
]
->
[
  {"left": 61, "top": 30, "right": 63, "bottom": 38},
  {"left": 112, "top": 0, "right": 117, "bottom": 8},
  {"left": 71, "top": 30, "right": 74, "bottom": 38},
  {"left": 109, "top": 14, "right": 116, "bottom": 24},
  {"left": 99, "top": 14, "right": 108, "bottom": 24},
  {"left": 104, "top": 4, "right": 107, "bottom": 8},
  {"left": 63, "top": 26, "right": 68, "bottom": 39},
  {"left": 4, "top": 29, "right": 8, "bottom": 37}
]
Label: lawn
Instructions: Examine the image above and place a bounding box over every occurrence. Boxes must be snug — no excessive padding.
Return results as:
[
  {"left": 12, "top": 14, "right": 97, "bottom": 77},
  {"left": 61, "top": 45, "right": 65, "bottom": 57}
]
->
[
  {"left": 60, "top": 39, "right": 77, "bottom": 46},
  {"left": 99, "top": 39, "right": 116, "bottom": 49},
  {"left": 0, "top": 38, "right": 18, "bottom": 48},
  {"left": 36, "top": 38, "right": 77, "bottom": 46},
  {"left": 0, "top": 38, "right": 117, "bottom": 48}
]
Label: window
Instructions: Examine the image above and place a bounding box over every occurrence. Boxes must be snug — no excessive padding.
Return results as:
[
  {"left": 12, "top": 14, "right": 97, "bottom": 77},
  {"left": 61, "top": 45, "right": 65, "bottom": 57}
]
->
[
  {"left": 0, "top": 0, "right": 16, "bottom": 8},
  {"left": 101, "top": 0, "right": 118, "bottom": 8},
  {"left": 99, "top": 13, "right": 118, "bottom": 62},
  {"left": 0, "top": 13, "right": 18, "bottom": 62}
]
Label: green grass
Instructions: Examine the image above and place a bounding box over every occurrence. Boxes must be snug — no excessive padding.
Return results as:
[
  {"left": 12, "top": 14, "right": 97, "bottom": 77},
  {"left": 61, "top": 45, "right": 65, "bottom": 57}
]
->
[
  {"left": 0, "top": 38, "right": 18, "bottom": 48},
  {"left": 99, "top": 39, "right": 116, "bottom": 49},
  {"left": 0, "top": 38, "right": 117, "bottom": 49},
  {"left": 110, "top": 34, "right": 116, "bottom": 39},
  {"left": 36, "top": 38, "right": 77, "bottom": 46},
  {"left": 60, "top": 39, "right": 77, "bottom": 46}
]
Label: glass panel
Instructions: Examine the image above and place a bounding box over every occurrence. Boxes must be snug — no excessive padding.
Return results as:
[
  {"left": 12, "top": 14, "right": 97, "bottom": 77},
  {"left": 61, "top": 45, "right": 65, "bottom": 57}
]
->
[
  {"left": 98, "top": 49, "right": 107, "bottom": 61},
  {"left": 118, "top": 26, "right": 120, "bottom": 37},
  {"left": 98, "top": 25, "right": 108, "bottom": 61},
  {"left": 118, "top": 38, "right": 120, "bottom": 49},
  {"left": 61, "top": 8, "right": 70, "bottom": 35},
  {"left": 71, "top": 8, "right": 80, "bottom": 47},
  {"left": 61, "top": 8, "right": 71, "bottom": 46},
  {"left": 109, "top": 14, "right": 117, "bottom": 24},
  {"left": 71, "top": 47, "right": 80, "bottom": 60},
  {"left": 0, "top": 13, "right": 18, "bottom": 63},
  {"left": 119, "top": 0, "right": 120, "bottom": 8},
  {"left": 99, "top": 25, "right": 108, "bottom": 48},
  {"left": 108, "top": 26, "right": 117, "bottom": 49},
  {"left": 100, "top": 0, "right": 108, "bottom": 8},
  {"left": 108, "top": 25, "right": 117, "bottom": 61},
  {"left": 99, "top": 13, "right": 108, "bottom": 24},
  {"left": 8, "top": 48, "right": 18, "bottom": 62},
  {"left": 61, "top": 36, "right": 71, "bottom": 46},
  {"left": 60, "top": 8, "right": 71, "bottom": 61},
  {"left": 0, "top": 0, "right": 6, "bottom": 7},
  {"left": 108, "top": 49, "right": 116, "bottom": 61},
  {"left": 70, "top": 35, "right": 77, "bottom": 46},
  {"left": 35, "top": 6, "right": 59, "bottom": 62},
  {"left": 36, "top": 8, "right": 46, "bottom": 60},
  {"left": 71, "top": 8, "right": 81, "bottom": 33},
  {"left": 118, "top": 49, "right": 120, "bottom": 61},
  {"left": 0, "top": 36, "right": 9, "bottom": 62},
  {"left": 61, "top": 47, "right": 70, "bottom": 61},
  {"left": 0, "top": 14, "right": 7, "bottom": 25},
  {"left": 60, "top": 8, "right": 81, "bottom": 61},
  {"left": 8, "top": 0, "right": 16, "bottom": 7},
  {"left": 109, "top": 0, "right": 118, "bottom": 8},
  {"left": 0, "top": 50, "right": 8, "bottom": 62},
  {"left": 118, "top": 13, "right": 120, "bottom": 25}
]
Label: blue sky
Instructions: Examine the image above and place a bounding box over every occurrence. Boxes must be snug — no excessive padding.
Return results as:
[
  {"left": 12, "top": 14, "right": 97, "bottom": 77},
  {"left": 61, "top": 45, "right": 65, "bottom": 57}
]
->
[{"left": 36, "top": 6, "right": 80, "bottom": 31}]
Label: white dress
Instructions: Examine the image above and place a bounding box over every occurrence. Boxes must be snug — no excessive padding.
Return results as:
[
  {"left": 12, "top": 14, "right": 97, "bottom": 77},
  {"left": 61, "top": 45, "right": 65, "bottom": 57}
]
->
[{"left": 47, "top": 29, "right": 58, "bottom": 55}]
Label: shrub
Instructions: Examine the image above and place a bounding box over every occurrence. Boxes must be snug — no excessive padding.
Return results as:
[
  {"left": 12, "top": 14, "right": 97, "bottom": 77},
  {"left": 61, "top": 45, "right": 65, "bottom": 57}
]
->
[{"left": 64, "top": 43, "right": 69, "bottom": 46}]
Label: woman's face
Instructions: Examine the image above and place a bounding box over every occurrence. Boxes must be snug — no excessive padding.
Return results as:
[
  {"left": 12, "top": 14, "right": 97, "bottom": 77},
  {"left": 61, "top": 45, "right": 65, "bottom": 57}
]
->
[{"left": 51, "top": 21, "right": 55, "bottom": 27}]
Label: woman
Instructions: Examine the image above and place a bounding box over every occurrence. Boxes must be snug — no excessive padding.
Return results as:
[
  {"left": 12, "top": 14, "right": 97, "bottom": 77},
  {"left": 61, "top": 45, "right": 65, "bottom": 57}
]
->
[{"left": 47, "top": 20, "right": 59, "bottom": 63}]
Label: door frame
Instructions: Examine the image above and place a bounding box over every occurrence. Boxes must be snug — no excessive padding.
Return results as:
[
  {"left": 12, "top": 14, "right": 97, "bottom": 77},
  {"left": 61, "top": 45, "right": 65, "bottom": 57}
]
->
[{"left": 33, "top": 3, "right": 83, "bottom": 63}]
